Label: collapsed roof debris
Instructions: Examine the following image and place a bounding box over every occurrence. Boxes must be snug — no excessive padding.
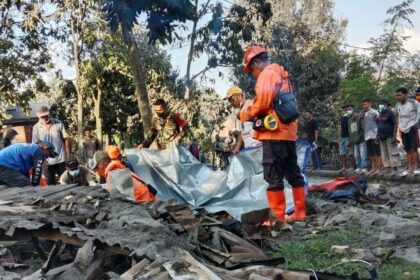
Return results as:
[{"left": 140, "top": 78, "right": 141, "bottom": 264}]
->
[{"left": 0, "top": 184, "right": 363, "bottom": 280}]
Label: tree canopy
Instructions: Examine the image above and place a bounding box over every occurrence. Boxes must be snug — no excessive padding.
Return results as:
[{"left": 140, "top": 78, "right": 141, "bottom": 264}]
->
[{"left": 1, "top": 0, "right": 419, "bottom": 150}]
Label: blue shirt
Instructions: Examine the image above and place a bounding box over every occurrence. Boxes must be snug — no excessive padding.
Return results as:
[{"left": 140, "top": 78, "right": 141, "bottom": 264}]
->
[{"left": 0, "top": 143, "right": 46, "bottom": 185}]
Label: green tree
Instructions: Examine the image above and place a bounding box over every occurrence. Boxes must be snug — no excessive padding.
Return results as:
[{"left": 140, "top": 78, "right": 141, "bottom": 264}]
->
[
  {"left": 368, "top": 0, "right": 415, "bottom": 87},
  {"left": 52, "top": 0, "right": 100, "bottom": 138},
  {"left": 0, "top": 0, "right": 51, "bottom": 119},
  {"left": 339, "top": 55, "right": 377, "bottom": 107},
  {"left": 49, "top": 79, "right": 79, "bottom": 131},
  {"left": 181, "top": 0, "right": 273, "bottom": 99},
  {"left": 79, "top": 30, "right": 130, "bottom": 144},
  {"left": 102, "top": 0, "right": 195, "bottom": 136}
]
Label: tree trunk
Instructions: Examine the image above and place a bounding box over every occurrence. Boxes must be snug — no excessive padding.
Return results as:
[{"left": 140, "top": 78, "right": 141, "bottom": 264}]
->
[
  {"left": 376, "top": 27, "right": 397, "bottom": 88},
  {"left": 184, "top": 0, "right": 199, "bottom": 100},
  {"left": 70, "top": 11, "right": 83, "bottom": 140},
  {"left": 121, "top": 25, "right": 153, "bottom": 137},
  {"left": 94, "top": 76, "right": 103, "bottom": 146}
]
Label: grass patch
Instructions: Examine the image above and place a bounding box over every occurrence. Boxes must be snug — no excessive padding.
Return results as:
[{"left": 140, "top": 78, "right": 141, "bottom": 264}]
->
[
  {"left": 379, "top": 259, "right": 420, "bottom": 280},
  {"left": 271, "top": 225, "right": 420, "bottom": 279}
]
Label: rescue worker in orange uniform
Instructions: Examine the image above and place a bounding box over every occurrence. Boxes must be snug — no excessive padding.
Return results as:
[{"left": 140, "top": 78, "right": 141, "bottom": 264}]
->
[
  {"left": 239, "top": 46, "right": 306, "bottom": 222},
  {"left": 107, "top": 145, "right": 135, "bottom": 172},
  {"left": 92, "top": 149, "right": 156, "bottom": 203}
]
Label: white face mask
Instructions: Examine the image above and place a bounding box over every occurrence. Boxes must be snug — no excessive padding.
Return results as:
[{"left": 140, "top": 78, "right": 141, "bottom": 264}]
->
[
  {"left": 378, "top": 104, "right": 386, "bottom": 111},
  {"left": 69, "top": 169, "right": 80, "bottom": 177}
]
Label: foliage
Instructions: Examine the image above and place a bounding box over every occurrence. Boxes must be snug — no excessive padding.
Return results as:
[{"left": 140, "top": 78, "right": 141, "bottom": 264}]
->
[
  {"left": 191, "top": 0, "right": 272, "bottom": 69},
  {"left": 339, "top": 55, "right": 377, "bottom": 108},
  {"left": 175, "top": 0, "right": 273, "bottom": 99},
  {"left": 133, "top": 28, "right": 185, "bottom": 100},
  {"left": 368, "top": 0, "right": 415, "bottom": 87},
  {"left": 0, "top": 0, "right": 52, "bottom": 118},
  {"left": 49, "top": 80, "right": 79, "bottom": 131},
  {"left": 101, "top": 0, "right": 196, "bottom": 135},
  {"left": 102, "top": 0, "right": 195, "bottom": 44}
]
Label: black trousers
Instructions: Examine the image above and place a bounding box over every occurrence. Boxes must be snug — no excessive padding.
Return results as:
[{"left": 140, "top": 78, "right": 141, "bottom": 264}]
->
[
  {"left": 46, "top": 162, "right": 66, "bottom": 185},
  {"left": 0, "top": 165, "right": 31, "bottom": 188},
  {"left": 262, "top": 140, "right": 305, "bottom": 191}
]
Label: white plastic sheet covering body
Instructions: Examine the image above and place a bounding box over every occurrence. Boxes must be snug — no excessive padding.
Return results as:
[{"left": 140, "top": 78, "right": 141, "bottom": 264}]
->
[{"left": 125, "top": 141, "right": 310, "bottom": 220}]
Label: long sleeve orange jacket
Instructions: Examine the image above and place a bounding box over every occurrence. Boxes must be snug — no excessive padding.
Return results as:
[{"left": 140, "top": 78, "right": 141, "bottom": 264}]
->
[{"left": 239, "top": 63, "right": 298, "bottom": 141}]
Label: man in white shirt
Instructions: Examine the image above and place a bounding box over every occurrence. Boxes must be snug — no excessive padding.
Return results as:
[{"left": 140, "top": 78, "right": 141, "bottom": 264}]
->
[
  {"left": 395, "top": 87, "right": 420, "bottom": 176},
  {"left": 223, "top": 86, "right": 261, "bottom": 155},
  {"left": 32, "top": 106, "right": 71, "bottom": 184}
]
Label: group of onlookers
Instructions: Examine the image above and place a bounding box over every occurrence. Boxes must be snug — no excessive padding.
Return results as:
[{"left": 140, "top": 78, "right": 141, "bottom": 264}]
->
[{"left": 305, "top": 87, "right": 420, "bottom": 176}]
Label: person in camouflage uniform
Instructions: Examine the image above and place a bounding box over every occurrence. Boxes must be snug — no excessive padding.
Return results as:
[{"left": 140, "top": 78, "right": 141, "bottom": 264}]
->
[{"left": 139, "top": 99, "right": 187, "bottom": 150}]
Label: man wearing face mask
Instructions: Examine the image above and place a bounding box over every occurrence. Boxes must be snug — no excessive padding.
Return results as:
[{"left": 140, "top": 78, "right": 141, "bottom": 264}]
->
[
  {"left": 239, "top": 46, "right": 306, "bottom": 223},
  {"left": 338, "top": 104, "right": 355, "bottom": 172},
  {"left": 377, "top": 97, "right": 399, "bottom": 175},
  {"left": 59, "top": 158, "right": 95, "bottom": 186},
  {"left": 32, "top": 106, "right": 71, "bottom": 185},
  {"left": 348, "top": 106, "right": 368, "bottom": 173},
  {"left": 138, "top": 99, "right": 187, "bottom": 150}
]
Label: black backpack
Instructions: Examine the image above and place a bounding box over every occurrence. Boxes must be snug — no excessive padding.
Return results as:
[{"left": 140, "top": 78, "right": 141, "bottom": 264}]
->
[{"left": 273, "top": 87, "right": 300, "bottom": 123}]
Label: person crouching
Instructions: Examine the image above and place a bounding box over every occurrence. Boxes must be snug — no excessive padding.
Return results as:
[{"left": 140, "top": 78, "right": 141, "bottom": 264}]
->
[
  {"left": 59, "top": 158, "right": 95, "bottom": 186},
  {"left": 92, "top": 150, "right": 156, "bottom": 202}
]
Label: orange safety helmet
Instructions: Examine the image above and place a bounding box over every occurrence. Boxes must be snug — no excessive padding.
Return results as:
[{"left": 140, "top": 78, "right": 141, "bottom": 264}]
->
[
  {"left": 243, "top": 46, "right": 268, "bottom": 73},
  {"left": 106, "top": 145, "right": 121, "bottom": 160}
]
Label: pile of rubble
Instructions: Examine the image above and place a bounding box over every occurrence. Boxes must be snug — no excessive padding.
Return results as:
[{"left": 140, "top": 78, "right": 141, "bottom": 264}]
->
[{"left": 0, "top": 184, "right": 362, "bottom": 280}]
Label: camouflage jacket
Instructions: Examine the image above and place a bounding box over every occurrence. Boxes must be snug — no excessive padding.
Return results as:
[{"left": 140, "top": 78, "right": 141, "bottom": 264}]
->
[{"left": 143, "top": 110, "right": 187, "bottom": 149}]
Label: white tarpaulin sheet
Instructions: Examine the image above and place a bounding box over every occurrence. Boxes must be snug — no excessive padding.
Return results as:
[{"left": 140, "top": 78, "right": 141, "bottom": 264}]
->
[{"left": 125, "top": 141, "right": 310, "bottom": 220}]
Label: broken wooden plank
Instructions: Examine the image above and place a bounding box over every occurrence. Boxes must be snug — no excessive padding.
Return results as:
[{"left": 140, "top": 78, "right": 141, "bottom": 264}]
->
[
  {"left": 120, "top": 258, "right": 151, "bottom": 280},
  {"left": 41, "top": 240, "right": 62, "bottom": 273}
]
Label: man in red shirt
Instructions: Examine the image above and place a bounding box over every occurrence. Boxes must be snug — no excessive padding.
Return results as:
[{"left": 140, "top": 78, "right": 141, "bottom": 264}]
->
[{"left": 239, "top": 46, "right": 306, "bottom": 222}]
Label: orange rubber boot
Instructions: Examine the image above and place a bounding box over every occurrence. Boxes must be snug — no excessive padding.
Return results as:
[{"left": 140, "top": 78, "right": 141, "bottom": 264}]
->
[
  {"left": 266, "top": 190, "right": 286, "bottom": 222},
  {"left": 286, "top": 187, "right": 306, "bottom": 222}
]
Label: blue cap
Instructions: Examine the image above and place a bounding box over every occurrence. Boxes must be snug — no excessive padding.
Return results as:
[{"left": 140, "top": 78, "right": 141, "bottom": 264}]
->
[{"left": 38, "top": 140, "right": 57, "bottom": 158}]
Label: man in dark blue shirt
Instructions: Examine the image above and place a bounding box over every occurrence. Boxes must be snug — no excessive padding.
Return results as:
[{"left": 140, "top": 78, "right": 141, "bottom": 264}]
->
[
  {"left": 339, "top": 104, "right": 355, "bottom": 172},
  {"left": 377, "top": 97, "right": 399, "bottom": 175},
  {"left": 0, "top": 141, "right": 57, "bottom": 187}
]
